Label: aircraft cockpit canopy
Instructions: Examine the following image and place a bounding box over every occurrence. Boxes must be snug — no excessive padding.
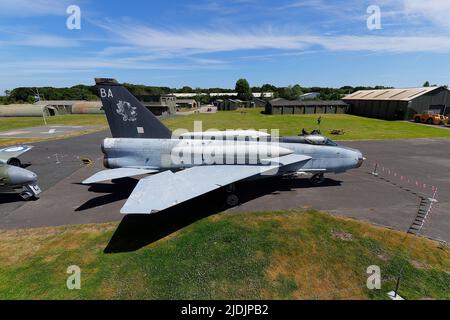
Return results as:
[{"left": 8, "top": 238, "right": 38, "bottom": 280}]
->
[
  {"left": 280, "top": 135, "right": 338, "bottom": 146},
  {"left": 304, "top": 135, "right": 338, "bottom": 146}
]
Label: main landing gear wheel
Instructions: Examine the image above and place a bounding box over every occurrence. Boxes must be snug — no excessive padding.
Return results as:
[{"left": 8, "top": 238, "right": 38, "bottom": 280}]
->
[
  {"left": 310, "top": 173, "right": 325, "bottom": 185},
  {"left": 226, "top": 194, "right": 239, "bottom": 207},
  {"left": 224, "top": 183, "right": 239, "bottom": 207}
]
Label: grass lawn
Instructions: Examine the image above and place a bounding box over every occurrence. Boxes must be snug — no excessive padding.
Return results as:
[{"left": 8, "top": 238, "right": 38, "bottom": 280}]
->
[
  {"left": 164, "top": 108, "right": 450, "bottom": 141},
  {"left": 0, "top": 210, "right": 448, "bottom": 300},
  {"left": 1, "top": 110, "right": 450, "bottom": 147}
]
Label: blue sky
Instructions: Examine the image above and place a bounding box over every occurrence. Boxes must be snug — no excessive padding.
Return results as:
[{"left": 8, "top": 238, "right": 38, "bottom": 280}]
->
[{"left": 0, "top": 0, "right": 450, "bottom": 92}]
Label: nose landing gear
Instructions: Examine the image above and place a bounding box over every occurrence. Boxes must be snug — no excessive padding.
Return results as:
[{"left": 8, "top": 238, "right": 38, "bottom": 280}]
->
[{"left": 310, "top": 173, "right": 325, "bottom": 185}]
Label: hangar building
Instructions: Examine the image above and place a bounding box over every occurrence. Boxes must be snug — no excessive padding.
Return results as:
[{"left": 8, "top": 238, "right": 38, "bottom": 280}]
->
[
  {"left": 135, "top": 94, "right": 177, "bottom": 115},
  {"left": 35, "top": 100, "right": 75, "bottom": 115},
  {"left": 343, "top": 86, "right": 450, "bottom": 120},
  {"left": 265, "top": 99, "right": 349, "bottom": 115},
  {"left": 0, "top": 104, "right": 58, "bottom": 117},
  {"left": 71, "top": 101, "right": 104, "bottom": 114}
]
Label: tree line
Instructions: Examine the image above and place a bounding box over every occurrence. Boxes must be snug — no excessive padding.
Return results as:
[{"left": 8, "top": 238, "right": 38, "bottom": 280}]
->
[
  {"left": 0, "top": 85, "right": 98, "bottom": 104},
  {"left": 0, "top": 79, "right": 418, "bottom": 105}
]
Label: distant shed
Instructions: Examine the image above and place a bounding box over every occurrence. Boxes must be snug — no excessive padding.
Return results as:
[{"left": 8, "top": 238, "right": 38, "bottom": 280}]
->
[
  {"left": 265, "top": 99, "right": 348, "bottom": 115},
  {"left": 142, "top": 102, "right": 170, "bottom": 116},
  {"left": 343, "top": 86, "right": 450, "bottom": 120},
  {"left": 176, "top": 99, "right": 198, "bottom": 109},
  {"left": 216, "top": 99, "right": 245, "bottom": 111},
  {"left": 0, "top": 104, "right": 58, "bottom": 117}
]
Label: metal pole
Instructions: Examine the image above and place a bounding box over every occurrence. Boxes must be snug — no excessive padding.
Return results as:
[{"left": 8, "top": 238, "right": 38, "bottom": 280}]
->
[
  {"left": 42, "top": 106, "right": 47, "bottom": 126},
  {"left": 394, "top": 276, "right": 401, "bottom": 297},
  {"left": 36, "top": 88, "right": 41, "bottom": 102},
  {"left": 372, "top": 163, "right": 379, "bottom": 176}
]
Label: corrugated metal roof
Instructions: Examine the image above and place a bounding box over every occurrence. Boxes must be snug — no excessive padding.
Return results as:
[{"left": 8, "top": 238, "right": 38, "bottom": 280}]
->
[
  {"left": 174, "top": 92, "right": 274, "bottom": 98},
  {"left": 35, "top": 100, "right": 79, "bottom": 105},
  {"left": 143, "top": 102, "right": 167, "bottom": 107},
  {"left": 269, "top": 99, "right": 348, "bottom": 107},
  {"left": 343, "top": 87, "right": 441, "bottom": 102},
  {"left": 176, "top": 99, "right": 197, "bottom": 103},
  {"left": 0, "top": 104, "right": 50, "bottom": 116},
  {"left": 71, "top": 101, "right": 103, "bottom": 114},
  {"left": 72, "top": 101, "right": 102, "bottom": 108},
  {"left": 0, "top": 104, "right": 38, "bottom": 109}
]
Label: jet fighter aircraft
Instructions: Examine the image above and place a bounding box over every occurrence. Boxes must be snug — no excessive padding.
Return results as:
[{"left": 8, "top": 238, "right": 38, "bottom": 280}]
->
[
  {"left": 0, "top": 145, "right": 41, "bottom": 200},
  {"left": 83, "top": 78, "right": 364, "bottom": 214}
]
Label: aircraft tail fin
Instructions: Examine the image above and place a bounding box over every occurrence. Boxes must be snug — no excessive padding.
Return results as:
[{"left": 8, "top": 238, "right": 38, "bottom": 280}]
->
[{"left": 95, "top": 78, "right": 172, "bottom": 139}]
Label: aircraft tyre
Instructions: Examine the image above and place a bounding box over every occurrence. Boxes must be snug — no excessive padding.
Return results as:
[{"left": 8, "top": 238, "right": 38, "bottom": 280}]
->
[{"left": 226, "top": 194, "right": 239, "bottom": 207}]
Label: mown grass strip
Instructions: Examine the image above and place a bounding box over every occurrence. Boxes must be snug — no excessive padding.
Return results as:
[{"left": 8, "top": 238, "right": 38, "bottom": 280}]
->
[{"left": 0, "top": 210, "right": 448, "bottom": 300}]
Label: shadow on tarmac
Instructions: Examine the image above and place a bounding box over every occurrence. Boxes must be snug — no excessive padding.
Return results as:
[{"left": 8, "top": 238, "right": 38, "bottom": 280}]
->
[
  {"left": 75, "top": 178, "right": 138, "bottom": 212},
  {"left": 100, "top": 176, "right": 342, "bottom": 253},
  {"left": 0, "top": 193, "right": 25, "bottom": 204}
]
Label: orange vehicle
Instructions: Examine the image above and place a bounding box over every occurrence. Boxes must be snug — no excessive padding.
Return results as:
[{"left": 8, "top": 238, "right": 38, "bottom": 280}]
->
[{"left": 413, "top": 112, "right": 448, "bottom": 125}]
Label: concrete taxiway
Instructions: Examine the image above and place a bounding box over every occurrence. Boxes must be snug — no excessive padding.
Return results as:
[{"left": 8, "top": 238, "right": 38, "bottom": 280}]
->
[
  {"left": 0, "top": 131, "right": 449, "bottom": 244},
  {"left": 0, "top": 125, "right": 102, "bottom": 139},
  {"left": 0, "top": 130, "right": 109, "bottom": 219}
]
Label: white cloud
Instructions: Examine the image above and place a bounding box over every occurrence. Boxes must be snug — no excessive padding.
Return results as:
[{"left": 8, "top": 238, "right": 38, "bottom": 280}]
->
[
  {"left": 278, "top": 0, "right": 333, "bottom": 11},
  {"left": 403, "top": 0, "right": 450, "bottom": 30},
  {"left": 0, "top": 56, "right": 229, "bottom": 73},
  {"left": 99, "top": 23, "right": 310, "bottom": 54},
  {"left": 310, "top": 35, "right": 450, "bottom": 53},
  {"left": 0, "top": 34, "right": 80, "bottom": 48},
  {"left": 97, "top": 21, "right": 450, "bottom": 54},
  {"left": 0, "top": 0, "right": 71, "bottom": 16}
]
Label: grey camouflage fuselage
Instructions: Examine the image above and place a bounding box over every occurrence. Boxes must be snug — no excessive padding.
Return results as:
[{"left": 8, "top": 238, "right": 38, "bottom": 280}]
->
[
  {"left": 100, "top": 137, "right": 363, "bottom": 176},
  {"left": 83, "top": 78, "right": 365, "bottom": 214}
]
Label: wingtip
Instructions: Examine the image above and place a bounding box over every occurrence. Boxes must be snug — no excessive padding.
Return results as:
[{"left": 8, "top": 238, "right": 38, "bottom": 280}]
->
[{"left": 120, "top": 207, "right": 159, "bottom": 215}]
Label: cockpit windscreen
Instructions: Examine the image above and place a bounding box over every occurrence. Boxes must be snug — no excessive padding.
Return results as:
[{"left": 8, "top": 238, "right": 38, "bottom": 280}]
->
[{"left": 279, "top": 135, "right": 338, "bottom": 146}]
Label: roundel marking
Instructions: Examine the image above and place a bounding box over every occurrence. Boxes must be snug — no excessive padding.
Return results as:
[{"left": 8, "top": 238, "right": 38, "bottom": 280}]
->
[{"left": 1, "top": 146, "right": 27, "bottom": 153}]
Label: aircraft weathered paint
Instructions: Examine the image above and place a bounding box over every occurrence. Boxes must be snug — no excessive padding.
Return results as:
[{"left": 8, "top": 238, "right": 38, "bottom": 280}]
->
[
  {"left": 0, "top": 145, "right": 41, "bottom": 200},
  {"left": 99, "top": 137, "right": 362, "bottom": 173},
  {"left": 83, "top": 78, "right": 364, "bottom": 214}
]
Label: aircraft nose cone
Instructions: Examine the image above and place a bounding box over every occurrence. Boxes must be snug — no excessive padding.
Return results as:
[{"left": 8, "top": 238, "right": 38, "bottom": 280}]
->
[
  {"left": 7, "top": 166, "right": 37, "bottom": 185},
  {"left": 356, "top": 152, "right": 365, "bottom": 168}
]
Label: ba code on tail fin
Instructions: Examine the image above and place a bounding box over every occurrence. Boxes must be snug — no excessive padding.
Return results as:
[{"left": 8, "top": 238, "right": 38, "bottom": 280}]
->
[{"left": 95, "top": 78, "right": 172, "bottom": 139}]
